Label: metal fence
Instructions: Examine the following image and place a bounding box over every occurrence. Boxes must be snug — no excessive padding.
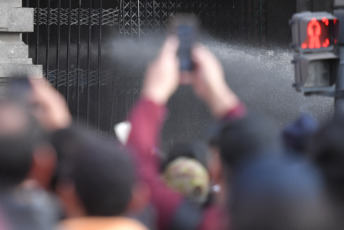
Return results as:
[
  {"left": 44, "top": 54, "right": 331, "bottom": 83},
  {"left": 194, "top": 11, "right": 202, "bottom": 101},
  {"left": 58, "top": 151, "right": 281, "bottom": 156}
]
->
[
  {"left": 118, "top": 0, "right": 267, "bottom": 42},
  {"left": 22, "top": 0, "right": 267, "bottom": 146}
]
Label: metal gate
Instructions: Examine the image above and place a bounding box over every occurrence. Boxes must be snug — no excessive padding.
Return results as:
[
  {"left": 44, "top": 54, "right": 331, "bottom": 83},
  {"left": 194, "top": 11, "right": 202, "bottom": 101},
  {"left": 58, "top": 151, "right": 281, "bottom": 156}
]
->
[
  {"left": 22, "top": 0, "right": 267, "bottom": 146},
  {"left": 118, "top": 0, "right": 267, "bottom": 42}
]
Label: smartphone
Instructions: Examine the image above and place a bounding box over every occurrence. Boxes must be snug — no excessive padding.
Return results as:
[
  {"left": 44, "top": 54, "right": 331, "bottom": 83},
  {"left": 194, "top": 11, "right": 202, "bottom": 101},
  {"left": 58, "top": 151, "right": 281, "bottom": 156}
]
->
[{"left": 168, "top": 14, "right": 200, "bottom": 72}]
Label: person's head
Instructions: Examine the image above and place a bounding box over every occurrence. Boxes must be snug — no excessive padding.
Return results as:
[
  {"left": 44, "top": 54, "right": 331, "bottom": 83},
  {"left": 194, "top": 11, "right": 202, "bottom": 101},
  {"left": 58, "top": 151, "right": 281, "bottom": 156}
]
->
[
  {"left": 0, "top": 98, "right": 53, "bottom": 188},
  {"left": 162, "top": 141, "right": 213, "bottom": 203},
  {"left": 163, "top": 157, "right": 210, "bottom": 203},
  {"left": 308, "top": 118, "right": 344, "bottom": 206},
  {"left": 56, "top": 136, "right": 148, "bottom": 217},
  {"left": 282, "top": 113, "right": 318, "bottom": 155},
  {"left": 218, "top": 113, "right": 281, "bottom": 171},
  {"left": 230, "top": 155, "right": 335, "bottom": 230},
  {"left": 211, "top": 113, "right": 283, "bottom": 207}
]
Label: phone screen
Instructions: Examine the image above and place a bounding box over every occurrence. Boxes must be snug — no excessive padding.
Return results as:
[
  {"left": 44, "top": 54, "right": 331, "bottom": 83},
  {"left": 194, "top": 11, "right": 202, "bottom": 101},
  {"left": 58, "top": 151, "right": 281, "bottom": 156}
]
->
[
  {"left": 168, "top": 14, "right": 199, "bottom": 72},
  {"left": 178, "top": 24, "right": 196, "bottom": 71}
]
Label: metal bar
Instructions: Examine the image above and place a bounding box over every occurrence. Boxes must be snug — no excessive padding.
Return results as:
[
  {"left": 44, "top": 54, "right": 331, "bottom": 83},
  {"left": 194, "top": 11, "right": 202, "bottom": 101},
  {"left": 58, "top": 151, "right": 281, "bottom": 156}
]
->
[
  {"left": 252, "top": 0, "right": 255, "bottom": 39},
  {"left": 259, "top": 0, "right": 263, "bottom": 44},
  {"left": 335, "top": 46, "right": 344, "bottom": 117},
  {"left": 153, "top": 0, "right": 156, "bottom": 32},
  {"left": 244, "top": 0, "right": 248, "bottom": 41},
  {"left": 208, "top": 0, "right": 211, "bottom": 32},
  {"left": 311, "top": 0, "right": 314, "bottom": 11},
  {"left": 109, "top": 79, "right": 116, "bottom": 134},
  {"left": 144, "top": 0, "right": 148, "bottom": 35},
  {"left": 35, "top": 0, "right": 40, "bottom": 65},
  {"left": 130, "top": 0, "right": 132, "bottom": 38},
  {"left": 25, "top": 0, "right": 30, "bottom": 45},
  {"left": 110, "top": 0, "right": 120, "bottom": 132},
  {"left": 66, "top": 0, "right": 72, "bottom": 103},
  {"left": 239, "top": 0, "right": 242, "bottom": 39},
  {"left": 86, "top": 0, "right": 92, "bottom": 128},
  {"left": 334, "top": 6, "right": 344, "bottom": 117},
  {"left": 119, "top": 0, "right": 123, "bottom": 36},
  {"left": 46, "top": 0, "right": 51, "bottom": 78},
  {"left": 77, "top": 0, "right": 82, "bottom": 124},
  {"left": 224, "top": 0, "right": 227, "bottom": 38},
  {"left": 97, "top": 0, "right": 103, "bottom": 133},
  {"left": 56, "top": 0, "right": 61, "bottom": 90},
  {"left": 167, "top": 0, "right": 173, "bottom": 22},
  {"left": 138, "top": 0, "right": 140, "bottom": 39},
  {"left": 233, "top": 0, "right": 236, "bottom": 38},
  {"left": 176, "top": 0, "right": 178, "bottom": 15},
  {"left": 188, "top": 0, "right": 191, "bottom": 13}
]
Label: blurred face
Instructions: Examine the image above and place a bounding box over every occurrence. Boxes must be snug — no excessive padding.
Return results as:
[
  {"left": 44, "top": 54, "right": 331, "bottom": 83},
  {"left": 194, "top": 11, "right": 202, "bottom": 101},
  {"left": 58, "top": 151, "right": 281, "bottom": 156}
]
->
[
  {"left": 56, "top": 181, "right": 86, "bottom": 218},
  {"left": 0, "top": 102, "right": 57, "bottom": 190},
  {"left": 0, "top": 104, "right": 28, "bottom": 136}
]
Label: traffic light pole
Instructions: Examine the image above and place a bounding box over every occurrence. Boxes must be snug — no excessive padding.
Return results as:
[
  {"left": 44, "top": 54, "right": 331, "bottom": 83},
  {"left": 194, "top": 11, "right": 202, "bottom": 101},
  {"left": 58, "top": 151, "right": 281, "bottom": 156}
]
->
[
  {"left": 334, "top": 0, "right": 344, "bottom": 117},
  {"left": 334, "top": 47, "right": 344, "bottom": 117}
]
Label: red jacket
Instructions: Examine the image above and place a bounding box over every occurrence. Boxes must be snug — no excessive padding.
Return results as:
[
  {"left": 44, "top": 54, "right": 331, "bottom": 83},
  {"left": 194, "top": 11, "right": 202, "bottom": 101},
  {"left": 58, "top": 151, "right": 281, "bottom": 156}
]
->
[{"left": 127, "top": 98, "right": 246, "bottom": 230}]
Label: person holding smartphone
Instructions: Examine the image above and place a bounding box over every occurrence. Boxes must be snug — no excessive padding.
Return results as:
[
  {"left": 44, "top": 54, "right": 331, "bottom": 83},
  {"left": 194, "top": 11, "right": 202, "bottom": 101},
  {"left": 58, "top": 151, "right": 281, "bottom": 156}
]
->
[{"left": 126, "top": 35, "right": 245, "bottom": 230}]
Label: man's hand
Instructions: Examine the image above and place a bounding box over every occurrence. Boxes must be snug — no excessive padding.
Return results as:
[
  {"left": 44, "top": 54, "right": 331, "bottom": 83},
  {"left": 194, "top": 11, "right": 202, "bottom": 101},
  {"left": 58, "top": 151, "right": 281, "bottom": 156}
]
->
[
  {"left": 191, "top": 44, "right": 240, "bottom": 118},
  {"left": 142, "top": 36, "right": 180, "bottom": 105},
  {"left": 29, "top": 78, "right": 72, "bottom": 131}
]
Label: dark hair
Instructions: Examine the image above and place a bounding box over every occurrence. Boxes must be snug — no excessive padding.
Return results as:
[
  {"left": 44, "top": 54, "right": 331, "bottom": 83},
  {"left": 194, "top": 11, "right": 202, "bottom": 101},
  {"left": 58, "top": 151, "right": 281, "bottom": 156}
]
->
[
  {"left": 230, "top": 155, "right": 334, "bottom": 230},
  {"left": 218, "top": 113, "right": 281, "bottom": 169},
  {"left": 282, "top": 114, "right": 318, "bottom": 154},
  {"left": 58, "top": 136, "right": 135, "bottom": 216},
  {"left": 49, "top": 125, "right": 92, "bottom": 191},
  {"left": 308, "top": 118, "right": 344, "bottom": 205},
  {"left": 0, "top": 99, "right": 46, "bottom": 187},
  {"left": 206, "top": 122, "right": 223, "bottom": 148}
]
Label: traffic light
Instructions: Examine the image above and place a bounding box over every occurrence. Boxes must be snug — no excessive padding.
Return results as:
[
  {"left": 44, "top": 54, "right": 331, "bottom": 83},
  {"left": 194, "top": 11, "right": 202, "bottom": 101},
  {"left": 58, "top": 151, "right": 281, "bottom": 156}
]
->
[
  {"left": 290, "top": 12, "right": 340, "bottom": 95},
  {"left": 291, "top": 12, "right": 339, "bottom": 52},
  {"left": 293, "top": 52, "right": 338, "bottom": 94}
]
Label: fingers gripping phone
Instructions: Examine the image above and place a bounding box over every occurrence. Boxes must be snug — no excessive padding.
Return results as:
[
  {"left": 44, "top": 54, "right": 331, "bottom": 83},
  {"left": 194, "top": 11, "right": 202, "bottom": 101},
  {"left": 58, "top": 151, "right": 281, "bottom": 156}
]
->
[{"left": 169, "top": 15, "right": 200, "bottom": 72}]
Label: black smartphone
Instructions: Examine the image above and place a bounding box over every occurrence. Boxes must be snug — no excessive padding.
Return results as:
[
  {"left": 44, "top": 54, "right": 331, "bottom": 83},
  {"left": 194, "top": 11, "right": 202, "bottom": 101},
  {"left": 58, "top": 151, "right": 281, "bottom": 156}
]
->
[{"left": 168, "top": 15, "right": 200, "bottom": 72}]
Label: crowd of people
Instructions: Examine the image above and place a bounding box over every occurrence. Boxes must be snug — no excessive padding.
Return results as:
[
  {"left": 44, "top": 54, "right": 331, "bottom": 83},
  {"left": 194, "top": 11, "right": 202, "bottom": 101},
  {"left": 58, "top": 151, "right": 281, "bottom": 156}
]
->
[{"left": 0, "top": 35, "right": 343, "bottom": 230}]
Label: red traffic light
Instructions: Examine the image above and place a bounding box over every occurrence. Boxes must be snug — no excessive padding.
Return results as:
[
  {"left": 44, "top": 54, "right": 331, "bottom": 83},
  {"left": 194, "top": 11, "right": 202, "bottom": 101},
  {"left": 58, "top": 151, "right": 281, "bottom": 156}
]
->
[
  {"left": 291, "top": 12, "right": 339, "bottom": 52},
  {"left": 301, "top": 17, "right": 338, "bottom": 50}
]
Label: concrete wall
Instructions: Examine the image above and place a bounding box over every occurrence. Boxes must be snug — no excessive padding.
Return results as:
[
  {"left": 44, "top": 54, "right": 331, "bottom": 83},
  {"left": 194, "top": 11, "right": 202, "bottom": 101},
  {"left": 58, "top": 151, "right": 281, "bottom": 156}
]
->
[{"left": 0, "top": 0, "right": 42, "bottom": 78}]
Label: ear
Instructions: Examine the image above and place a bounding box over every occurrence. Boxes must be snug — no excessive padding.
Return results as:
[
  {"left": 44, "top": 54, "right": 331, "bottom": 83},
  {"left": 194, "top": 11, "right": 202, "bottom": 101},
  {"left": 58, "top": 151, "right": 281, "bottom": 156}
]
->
[
  {"left": 29, "top": 143, "right": 57, "bottom": 190},
  {"left": 56, "top": 180, "right": 86, "bottom": 218},
  {"left": 126, "top": 181, "right": 151, "bottom": 214}
]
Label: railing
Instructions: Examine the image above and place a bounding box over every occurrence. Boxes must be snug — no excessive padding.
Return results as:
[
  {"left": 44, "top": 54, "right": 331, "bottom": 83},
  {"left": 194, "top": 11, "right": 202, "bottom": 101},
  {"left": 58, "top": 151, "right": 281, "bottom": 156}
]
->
[{"left": 22, "top": 0, "right": 267, "bottom": 146}]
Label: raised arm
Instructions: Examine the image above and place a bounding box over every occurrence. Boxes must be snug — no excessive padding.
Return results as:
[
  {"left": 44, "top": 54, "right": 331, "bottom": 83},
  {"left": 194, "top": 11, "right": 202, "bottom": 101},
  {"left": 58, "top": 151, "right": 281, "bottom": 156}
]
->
[
  {"left": 190, "top": 44, "right": 246, "bottom": 120},
  {"left": 126, "top": 37, "right": 183, "bottom": 230},
  {"left": 127, "top": 36, "right": 180, "bottom": 168}
]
